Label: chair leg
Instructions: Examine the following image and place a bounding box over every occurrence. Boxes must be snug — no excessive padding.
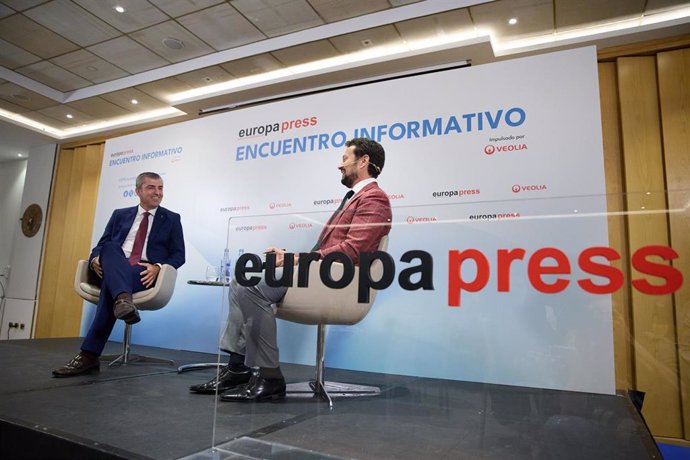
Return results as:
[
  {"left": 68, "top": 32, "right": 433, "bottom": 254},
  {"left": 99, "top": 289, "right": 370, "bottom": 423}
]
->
[
  {"left": 311, "top": 324, "right": 333, "bottom": 407},
  {"left": 285, "top": 324, "right": 381, "bottom": 407},
  {"left": 100, "top": 324, "right": 176, "bottom": 367}
]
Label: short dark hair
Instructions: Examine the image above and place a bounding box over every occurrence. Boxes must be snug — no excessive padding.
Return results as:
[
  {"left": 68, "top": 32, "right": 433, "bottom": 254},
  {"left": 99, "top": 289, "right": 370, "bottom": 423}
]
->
[
  {"left": 346, "top": 138, "right": 385, "bottom": 178},
  {"left": 135, "top": 172, "right": 162, "bottom": 189}
]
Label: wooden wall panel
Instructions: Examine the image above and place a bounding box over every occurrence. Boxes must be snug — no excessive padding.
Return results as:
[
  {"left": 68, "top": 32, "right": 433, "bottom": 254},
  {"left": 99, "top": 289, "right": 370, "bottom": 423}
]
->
[
  {"left": 35, "top": 148, "right": 73, "bottom": 337},
  {"left": 617, "top": 56, "right": 682, "bottom": 437},
  {"left": 599, "top": 62, "right": 634, "bottom": 390},
  {"left": 657, "top": 48, "right": 690, "bottom": 440},
  {"left": 55, "top": 147, "right": 86, "bottom": 333},
  {"left": 35, "top": 144, "right": 103, "bottom": 338}
]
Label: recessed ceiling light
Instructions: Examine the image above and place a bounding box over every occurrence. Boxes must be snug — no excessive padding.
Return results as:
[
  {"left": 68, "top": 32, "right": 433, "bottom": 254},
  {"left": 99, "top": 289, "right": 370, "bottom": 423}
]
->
[
  {"left": 11, "top": 93, "right": 30, "bottom": 101},
  {"left": 131, "top": 99, "right": 139, "bottom": 105},
  {"left": 17, "top": 153, "right": 23, "bottom": 157},
  {"left": 114, "top": 5, "right": 125, "bottom": 13},
  {"left": 66, "top": 114, "right": 73, "bottom": 119},
  {"left": 508, "top": 18, "right": 518, "bottom": 25},
  {"left": 162, "top": 37, "right": 184, "bottom": 50},
  {"left": 361, "top": 39, "right": 373, "bottom": 47}
]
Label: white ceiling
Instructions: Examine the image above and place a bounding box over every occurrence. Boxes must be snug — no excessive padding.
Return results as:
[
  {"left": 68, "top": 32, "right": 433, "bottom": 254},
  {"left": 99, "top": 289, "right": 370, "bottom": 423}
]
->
[{"left": 1, "top": 0, "right": 689, "bottom": 162}]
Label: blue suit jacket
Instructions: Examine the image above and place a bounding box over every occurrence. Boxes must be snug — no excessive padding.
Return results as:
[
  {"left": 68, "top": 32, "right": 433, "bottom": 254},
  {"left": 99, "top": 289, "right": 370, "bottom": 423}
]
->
[{"left": 89, "top": 205, "right": 185, "bottom": 269}]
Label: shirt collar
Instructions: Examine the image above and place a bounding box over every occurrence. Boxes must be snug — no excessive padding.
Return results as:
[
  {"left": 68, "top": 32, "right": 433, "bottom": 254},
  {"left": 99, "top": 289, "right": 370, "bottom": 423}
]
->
[
  {"left": 351, "top": 178, "right": 376, "bottom": 196},
  {"left": 138, "top": 205, "right": 157, "bottom": 217}
]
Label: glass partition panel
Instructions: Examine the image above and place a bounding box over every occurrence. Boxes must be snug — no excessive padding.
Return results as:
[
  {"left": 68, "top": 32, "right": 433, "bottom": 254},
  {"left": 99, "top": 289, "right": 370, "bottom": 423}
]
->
[{"left": 197, "top": 190, "right": 688, "bottom": 459}]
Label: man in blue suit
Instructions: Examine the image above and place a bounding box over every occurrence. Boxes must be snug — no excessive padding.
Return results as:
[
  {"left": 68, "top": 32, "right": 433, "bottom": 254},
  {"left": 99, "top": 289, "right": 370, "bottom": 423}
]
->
[{"left": 53, "top": 172, "right": 185, "bottom": 377}]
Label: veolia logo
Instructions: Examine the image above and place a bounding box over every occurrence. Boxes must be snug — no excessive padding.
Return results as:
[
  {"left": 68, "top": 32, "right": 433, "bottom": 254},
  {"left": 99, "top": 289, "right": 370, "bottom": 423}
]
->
[
  {"left": 512, "top": 184, "right": 547, "bottom": 193},
  {"left": 122, "top": 189, "right": 135, "bottom": 198},
  {"left": 406, "top": 216, "right": 438, "bottom": 224},
  {"left": 487, "top": 144, "right": 527, "bottom": 155},
  {"left": 288, "top": 223, "right": 313, "bottom": 230},
  {"left": 496, "top": 144, "right": 527, "bottom": 152}
]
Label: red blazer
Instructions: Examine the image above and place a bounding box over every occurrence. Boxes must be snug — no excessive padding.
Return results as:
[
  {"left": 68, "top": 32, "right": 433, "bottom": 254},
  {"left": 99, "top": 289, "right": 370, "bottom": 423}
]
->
[{"left": 317, "top": 182, "right": 391, "bottom": 265}]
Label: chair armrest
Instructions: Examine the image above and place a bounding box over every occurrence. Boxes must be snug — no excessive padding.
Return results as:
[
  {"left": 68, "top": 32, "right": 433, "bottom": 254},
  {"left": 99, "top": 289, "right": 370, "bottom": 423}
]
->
[
  {"left": 132, "top": 264, "right": 178, "bottom": 310},
  {"left": 278, "top": 259, "right": 382, "bottom": 326},
  {"left": 74, "top": 259, "right": 99, "bottom": 304}
]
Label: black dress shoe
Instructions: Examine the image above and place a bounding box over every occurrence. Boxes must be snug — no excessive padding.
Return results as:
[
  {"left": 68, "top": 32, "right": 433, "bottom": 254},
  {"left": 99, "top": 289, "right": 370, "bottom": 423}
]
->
[
  {"left": 220, "top": 375, "right": 286, "bottom": 402},
  {"left": 114, "top": 298, "right": 140, "bottom": 324},
  {"left": 189, "top": 366, "right": 252, "bottom": 394},
  {"left": 52, "top": 352, "right": 100, "bottom": 378}
]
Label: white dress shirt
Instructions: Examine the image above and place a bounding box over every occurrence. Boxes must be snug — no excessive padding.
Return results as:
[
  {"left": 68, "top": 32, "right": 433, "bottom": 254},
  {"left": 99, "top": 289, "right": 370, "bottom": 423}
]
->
[{"left": 121, "top": 205, "right": 157, "bottom": 261}]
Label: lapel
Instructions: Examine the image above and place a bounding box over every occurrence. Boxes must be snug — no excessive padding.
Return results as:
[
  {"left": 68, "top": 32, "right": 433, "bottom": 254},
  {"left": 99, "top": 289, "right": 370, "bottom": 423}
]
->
[
  {"left": 148, "top": 207, "right": 166, "bottom": 243},
  {"left": 119, "top": 207, "right": 138, "bottom": 243},
  {"left": 321, "top": 183, "right": 376, "bottom": 241}
]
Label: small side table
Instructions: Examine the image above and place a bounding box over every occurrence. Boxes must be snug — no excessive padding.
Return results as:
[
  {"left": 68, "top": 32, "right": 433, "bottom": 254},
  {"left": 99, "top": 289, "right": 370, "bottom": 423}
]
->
[{"left": 177, "top": 279, "right": 229, "bottom": 373}]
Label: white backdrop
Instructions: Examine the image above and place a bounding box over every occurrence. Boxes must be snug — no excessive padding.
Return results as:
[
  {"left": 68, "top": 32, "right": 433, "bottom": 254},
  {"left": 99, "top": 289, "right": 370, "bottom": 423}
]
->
[{"left": 83, "top": 46, "right": 614, "bottom": 394}]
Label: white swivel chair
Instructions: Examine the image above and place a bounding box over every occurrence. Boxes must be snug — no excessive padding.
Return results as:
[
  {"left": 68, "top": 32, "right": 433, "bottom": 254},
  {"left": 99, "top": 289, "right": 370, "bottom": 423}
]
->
[
  {"left": 73, "top": 259, "right": 178, "bottom": 367},
  {"left": 277, "top": 235, "right": 389, "bottom": 407}
]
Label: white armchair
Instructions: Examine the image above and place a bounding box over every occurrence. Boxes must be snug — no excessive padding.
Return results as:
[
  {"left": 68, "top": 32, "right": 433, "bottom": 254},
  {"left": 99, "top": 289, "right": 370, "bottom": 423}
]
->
[
  {"left": 74, "top": 259, "right": 177, "bottom": 367},
  {"left": 277, "top": 235, "right": 389, "bottom": 407}
]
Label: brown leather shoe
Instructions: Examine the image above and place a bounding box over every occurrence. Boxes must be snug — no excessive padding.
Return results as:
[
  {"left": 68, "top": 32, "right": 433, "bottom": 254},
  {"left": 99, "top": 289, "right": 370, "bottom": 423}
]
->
[
  {"left": 52, "top": 352, "right": 100, "bottom": 378},
  {"left": 114, "top": 297, "right": 140, "bottom": 324}
]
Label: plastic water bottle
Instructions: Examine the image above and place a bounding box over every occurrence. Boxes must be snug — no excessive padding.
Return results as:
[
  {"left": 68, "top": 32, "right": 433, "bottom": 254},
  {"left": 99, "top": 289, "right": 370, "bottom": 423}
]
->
[{"left": 221, "top": 248, "right": 231, "bottom": 283}]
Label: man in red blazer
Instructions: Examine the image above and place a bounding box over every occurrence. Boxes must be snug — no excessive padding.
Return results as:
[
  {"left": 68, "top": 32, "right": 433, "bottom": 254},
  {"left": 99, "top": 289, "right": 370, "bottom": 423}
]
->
[{"left": 190, "top": 138, "right": 391, "bottom": 401}]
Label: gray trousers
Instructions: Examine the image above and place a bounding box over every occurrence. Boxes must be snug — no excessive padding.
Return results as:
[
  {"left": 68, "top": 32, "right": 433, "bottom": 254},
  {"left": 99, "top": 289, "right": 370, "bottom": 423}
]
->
[{"left": 220, "top": 271, "right": 288, "bottom": 368}]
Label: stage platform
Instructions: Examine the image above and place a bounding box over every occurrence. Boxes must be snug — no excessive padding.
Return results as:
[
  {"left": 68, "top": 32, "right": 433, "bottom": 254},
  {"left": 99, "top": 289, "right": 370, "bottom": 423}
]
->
[{"left": 0, "top": 338, "right": 660, "bottom": 459}]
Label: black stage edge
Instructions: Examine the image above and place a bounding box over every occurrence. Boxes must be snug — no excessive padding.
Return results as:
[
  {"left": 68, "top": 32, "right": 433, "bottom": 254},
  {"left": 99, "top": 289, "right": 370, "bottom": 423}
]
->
[{"left": 0, "top": 338, "right": 662, "bottom": 460}]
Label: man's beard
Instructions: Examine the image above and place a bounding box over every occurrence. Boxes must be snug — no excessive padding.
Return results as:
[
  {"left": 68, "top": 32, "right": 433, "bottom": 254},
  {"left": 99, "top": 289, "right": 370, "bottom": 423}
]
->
[{"left": 341, "top": 170, "right": 357, "bottom": 188}]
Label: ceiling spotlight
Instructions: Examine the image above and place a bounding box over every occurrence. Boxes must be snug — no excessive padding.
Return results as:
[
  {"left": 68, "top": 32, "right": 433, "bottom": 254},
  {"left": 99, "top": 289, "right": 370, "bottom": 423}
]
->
[
  {"left": 131, "top": 99, "right": 139, "bottom": 105},
  {"left": 114, "top": 5, "right": 125, "bottom": 13},
  {"left": 17, "top": 153, "right": 23, "bottom": 157},
  {"left": 508, "top": 17, "right": 518, "bottom": 25},
  {"left": 162, "top": 37, "right": 185, "bottom": 50},
  {"left": 66, "top": 114, "right": 73, "bottom": 119}
]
